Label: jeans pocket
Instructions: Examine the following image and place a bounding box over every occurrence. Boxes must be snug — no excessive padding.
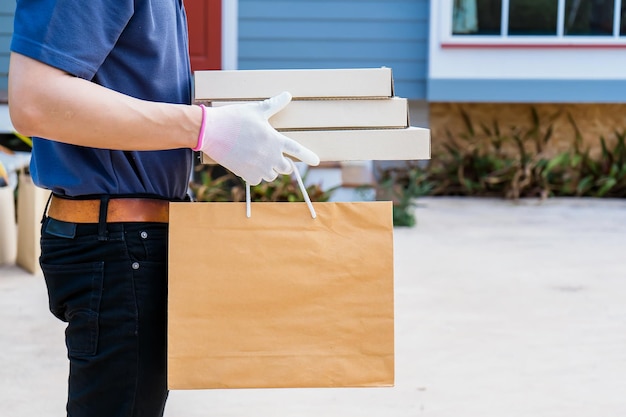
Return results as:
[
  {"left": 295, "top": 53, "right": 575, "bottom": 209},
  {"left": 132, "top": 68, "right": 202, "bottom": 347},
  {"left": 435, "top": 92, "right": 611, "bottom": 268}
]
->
[{"left": 41, "top": 261, "right": 104, "bottom": 357}]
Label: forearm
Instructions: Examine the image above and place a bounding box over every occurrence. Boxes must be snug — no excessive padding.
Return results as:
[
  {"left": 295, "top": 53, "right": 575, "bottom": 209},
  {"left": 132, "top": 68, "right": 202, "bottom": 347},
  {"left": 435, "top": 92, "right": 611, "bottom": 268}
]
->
[{"left": 8, "top": 52, "right": 200, "bottom": 151}]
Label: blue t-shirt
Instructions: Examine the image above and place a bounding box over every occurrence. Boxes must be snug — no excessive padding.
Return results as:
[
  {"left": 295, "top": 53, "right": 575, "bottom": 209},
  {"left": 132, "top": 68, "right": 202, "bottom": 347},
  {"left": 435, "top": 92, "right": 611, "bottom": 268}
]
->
[{"left": 11, "top": 0, "right": 194, "bottom": 200}]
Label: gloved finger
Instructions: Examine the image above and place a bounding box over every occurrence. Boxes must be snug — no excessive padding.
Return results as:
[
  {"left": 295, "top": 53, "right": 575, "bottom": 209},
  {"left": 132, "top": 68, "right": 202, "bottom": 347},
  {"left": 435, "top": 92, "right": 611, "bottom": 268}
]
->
[
  {"left": 259, "top": 91, "right": 292, "bottom": 119},
  {"left": 282, "top": 137, "right": 320, "bottom": 167},
  {"left": 264, "top": 170, "right": 279, "bottom": 183},
  {"left": 274, "top": 155, "right": 294, "bottom": 175}
]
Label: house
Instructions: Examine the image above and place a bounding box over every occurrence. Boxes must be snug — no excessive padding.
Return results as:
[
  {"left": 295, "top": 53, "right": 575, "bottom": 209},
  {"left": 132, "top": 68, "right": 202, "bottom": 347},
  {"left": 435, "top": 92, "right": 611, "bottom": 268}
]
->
[
  {"left": 3, "top": 0, "right": 625, "bottom": 156},
  {"left": 428, "top": 0, "right": 626, "bottom": 154}
]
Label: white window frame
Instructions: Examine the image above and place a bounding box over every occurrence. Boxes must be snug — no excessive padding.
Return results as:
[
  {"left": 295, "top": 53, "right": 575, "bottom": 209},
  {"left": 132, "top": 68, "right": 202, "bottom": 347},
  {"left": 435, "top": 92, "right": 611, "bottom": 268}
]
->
[{"left": 440, "top": 0, "right": 626, "bottom": 46}]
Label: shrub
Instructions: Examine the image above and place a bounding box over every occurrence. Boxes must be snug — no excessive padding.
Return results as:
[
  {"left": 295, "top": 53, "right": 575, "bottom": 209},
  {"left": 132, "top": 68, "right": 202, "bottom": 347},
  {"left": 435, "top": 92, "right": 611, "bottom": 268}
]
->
[{"left": 377, "top": 108, "right": 626, "bottom": 226}]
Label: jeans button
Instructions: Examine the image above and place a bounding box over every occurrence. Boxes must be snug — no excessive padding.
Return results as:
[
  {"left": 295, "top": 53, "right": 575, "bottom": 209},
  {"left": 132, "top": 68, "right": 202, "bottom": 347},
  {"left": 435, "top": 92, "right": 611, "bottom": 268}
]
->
[
  {"left": 132, "top": 262, "right": 140, "bottom": 270},
  {"left": 140, "top": 231, "right": 148, "bottom": 239}
]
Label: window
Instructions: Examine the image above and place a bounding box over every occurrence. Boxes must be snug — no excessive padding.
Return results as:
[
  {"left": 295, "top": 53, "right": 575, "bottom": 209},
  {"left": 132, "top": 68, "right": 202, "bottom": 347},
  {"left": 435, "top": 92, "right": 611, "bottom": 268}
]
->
[
  {"left": 450, "top": 0, "right": 626, "bottom": 41},
  {"left": 509, "top": 0, "right": 559, "bottom": 36}
]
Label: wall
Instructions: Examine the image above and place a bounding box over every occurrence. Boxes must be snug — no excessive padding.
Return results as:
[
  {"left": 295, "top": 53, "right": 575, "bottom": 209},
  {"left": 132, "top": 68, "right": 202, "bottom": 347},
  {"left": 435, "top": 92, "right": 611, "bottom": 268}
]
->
[
  {"left": 427, "top": 1, "right": 626, "bottom": 156},
  {"left": 237, "top": 0, "right": 430, "bottom": 100},
  {"left": 428, "top": 0, "right": 626, "bottom": 103},
  {"left": 430, "top": 102, "right": 626, "bottom": 158}
]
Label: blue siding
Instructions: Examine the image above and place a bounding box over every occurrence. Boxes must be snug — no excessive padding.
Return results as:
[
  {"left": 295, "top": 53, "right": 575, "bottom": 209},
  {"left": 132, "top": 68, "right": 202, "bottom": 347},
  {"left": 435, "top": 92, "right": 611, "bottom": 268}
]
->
[
  {"left": 428, "top": 79, "right": 626, "bottom": 103},
  {"left": 0, "top": 0, "right": 15, "bottom": 94},
  {"left": 238, "top": 0, "right": 429, "bottom": 99}
]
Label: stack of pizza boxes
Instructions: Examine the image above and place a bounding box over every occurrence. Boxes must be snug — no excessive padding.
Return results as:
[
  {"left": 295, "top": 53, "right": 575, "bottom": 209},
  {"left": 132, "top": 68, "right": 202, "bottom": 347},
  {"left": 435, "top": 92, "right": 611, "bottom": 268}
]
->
[{"left": 194, "top": 67, "right": 431, "bottom": 179}]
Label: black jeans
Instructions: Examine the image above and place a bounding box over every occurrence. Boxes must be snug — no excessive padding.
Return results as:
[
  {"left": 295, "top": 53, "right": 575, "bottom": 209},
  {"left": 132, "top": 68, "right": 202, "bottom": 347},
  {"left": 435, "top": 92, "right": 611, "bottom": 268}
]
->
[{"left": 40, "top": 217, "right": 169, "bottom": 417}]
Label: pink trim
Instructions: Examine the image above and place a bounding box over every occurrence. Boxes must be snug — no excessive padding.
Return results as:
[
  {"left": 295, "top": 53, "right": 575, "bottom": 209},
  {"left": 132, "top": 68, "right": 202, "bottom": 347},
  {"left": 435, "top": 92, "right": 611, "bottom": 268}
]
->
[
  {"left": 442, "top": 42, "right": 626, "bottom": 49},
  {"left": 192, "top": 104, "right": 206, "bottom": 151}
]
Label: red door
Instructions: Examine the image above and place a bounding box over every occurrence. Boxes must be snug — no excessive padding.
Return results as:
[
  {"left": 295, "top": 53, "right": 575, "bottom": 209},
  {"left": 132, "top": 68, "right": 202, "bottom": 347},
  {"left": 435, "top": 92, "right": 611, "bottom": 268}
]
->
[{"left": 186, "top": 0, "right": 222, "bottom": 71}]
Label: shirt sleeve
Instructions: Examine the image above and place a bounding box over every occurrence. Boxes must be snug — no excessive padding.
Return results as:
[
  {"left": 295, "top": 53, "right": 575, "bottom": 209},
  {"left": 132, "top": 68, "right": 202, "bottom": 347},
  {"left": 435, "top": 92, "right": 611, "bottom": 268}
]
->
[{"left": 11, "top": 0, "right": 134, "bottom": 80}]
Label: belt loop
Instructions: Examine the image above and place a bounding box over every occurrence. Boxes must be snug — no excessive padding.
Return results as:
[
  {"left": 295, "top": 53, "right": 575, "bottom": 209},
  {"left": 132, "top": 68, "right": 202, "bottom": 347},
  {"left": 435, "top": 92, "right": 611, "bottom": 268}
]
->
[{"left": 98, "top": 195, "right": 110, "bottom": 241}]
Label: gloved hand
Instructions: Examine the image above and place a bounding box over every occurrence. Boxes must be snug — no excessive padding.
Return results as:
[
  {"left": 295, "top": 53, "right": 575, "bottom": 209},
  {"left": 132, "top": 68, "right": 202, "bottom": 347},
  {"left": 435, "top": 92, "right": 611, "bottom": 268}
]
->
[{"left": 194, "top": 92, "right": 320, "bottom": 185}]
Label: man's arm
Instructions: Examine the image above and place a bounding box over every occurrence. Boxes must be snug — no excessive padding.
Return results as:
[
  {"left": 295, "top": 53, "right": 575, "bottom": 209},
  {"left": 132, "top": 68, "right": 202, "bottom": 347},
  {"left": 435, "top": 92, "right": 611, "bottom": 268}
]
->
[
  {"left": 8, "top": 52, "right": 200, "bottom": 150},
  {"left": 9, "top": 52, "right": 320, "bottom": 185}
]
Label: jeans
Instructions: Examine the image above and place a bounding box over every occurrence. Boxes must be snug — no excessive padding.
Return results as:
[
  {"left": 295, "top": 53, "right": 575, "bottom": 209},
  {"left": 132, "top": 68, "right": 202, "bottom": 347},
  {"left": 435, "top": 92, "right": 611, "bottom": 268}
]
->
[{"left": 40, "top": 217, "right": 169, "bottom": 417}]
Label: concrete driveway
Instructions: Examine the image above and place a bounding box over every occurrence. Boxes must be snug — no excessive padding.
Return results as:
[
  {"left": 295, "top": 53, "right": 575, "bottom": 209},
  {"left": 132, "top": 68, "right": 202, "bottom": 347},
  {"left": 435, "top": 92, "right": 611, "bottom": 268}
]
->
[{"left": 1, "top": 197, "right": 625, "bottom": 416}]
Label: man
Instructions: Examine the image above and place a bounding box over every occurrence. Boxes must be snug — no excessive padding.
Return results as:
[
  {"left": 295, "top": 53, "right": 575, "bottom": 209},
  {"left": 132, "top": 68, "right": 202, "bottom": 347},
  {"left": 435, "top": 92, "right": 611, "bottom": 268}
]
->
[{"left": 8, "top": 1, "right": 319, "bottom": 416}]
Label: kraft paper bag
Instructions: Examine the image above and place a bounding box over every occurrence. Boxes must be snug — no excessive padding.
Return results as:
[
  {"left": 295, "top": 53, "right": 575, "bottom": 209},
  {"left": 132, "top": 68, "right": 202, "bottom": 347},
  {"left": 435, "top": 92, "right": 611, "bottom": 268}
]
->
[
  {"left": 167, "top": 201, "right": 394, "bottom": 389},
  {"left": 16, "top": 171, "right": 51, "bottom": 274}
]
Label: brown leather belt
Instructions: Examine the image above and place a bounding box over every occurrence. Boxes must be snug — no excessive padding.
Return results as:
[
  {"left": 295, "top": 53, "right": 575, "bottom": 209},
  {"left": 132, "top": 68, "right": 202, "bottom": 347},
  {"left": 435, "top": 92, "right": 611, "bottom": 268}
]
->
[{"left": 48, "top": 195, "right": 170, "bottom": 223}]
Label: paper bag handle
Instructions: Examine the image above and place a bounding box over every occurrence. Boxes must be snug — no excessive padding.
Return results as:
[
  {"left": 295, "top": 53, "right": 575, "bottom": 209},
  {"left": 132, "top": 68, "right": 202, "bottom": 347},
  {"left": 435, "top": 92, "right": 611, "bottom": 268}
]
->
[{"left": 245, "top": 159, "right": 317, "bottom": 219}]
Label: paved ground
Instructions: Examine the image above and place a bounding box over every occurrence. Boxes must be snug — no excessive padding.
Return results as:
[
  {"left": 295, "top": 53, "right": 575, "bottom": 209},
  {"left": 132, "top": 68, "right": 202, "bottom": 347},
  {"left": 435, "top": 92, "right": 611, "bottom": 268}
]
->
[{"left": 1, "top": 197, "right": 626, "bottom": 417}]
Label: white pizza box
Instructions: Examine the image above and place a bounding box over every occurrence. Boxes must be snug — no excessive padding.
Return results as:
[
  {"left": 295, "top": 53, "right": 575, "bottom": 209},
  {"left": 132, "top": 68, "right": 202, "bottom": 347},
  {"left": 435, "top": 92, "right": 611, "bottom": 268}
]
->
[
  {"left": 210, "top": 97, "right": 409, "bottom": 130},
  {"left": 195, "top": 67, "right": 394, "bottom": 101},
  {"left": 200, "top": 127, "right": 430, "bottom": 164}
]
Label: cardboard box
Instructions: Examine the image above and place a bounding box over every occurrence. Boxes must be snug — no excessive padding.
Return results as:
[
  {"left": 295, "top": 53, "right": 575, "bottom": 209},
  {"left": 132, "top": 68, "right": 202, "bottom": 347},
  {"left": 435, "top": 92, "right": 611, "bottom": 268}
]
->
[
  {"left": 212, "top": 97, "right": 409, "bottom": 130},
  {"left": 0, "top": 185, "right": 16, "bottom": 266},
  {"left": 201, "top": 126, "right": 431, "bottom": 164},
  {"left": 195, "top": 67, "right": 394, "bottom": 100},
  {"left": 16, "top": 172, "right": 51, "bottom": 274}
]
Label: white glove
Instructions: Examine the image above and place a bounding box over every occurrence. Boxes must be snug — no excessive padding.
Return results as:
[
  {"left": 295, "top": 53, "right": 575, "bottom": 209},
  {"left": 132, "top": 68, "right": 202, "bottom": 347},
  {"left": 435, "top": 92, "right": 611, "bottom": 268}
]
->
[{"left": 194, "top": 92, "right": 320, "bottom": 185}]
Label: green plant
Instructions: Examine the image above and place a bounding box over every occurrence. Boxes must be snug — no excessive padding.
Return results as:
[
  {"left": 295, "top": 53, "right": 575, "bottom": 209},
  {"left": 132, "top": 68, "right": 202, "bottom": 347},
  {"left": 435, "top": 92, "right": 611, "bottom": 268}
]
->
[
  {"left": 593, "top": 131, "right": 626, "bottom": 196},
  {"left": 189, "top": 165, "right": 238, "bottom": 202},
  {"left": 504, "top": 107, "right": 561, "bottom": 199},
  {"left": 375, "top": 107, "right": 626, "bottom": 227},
  {"left": 543, "top": 119, "right": 626, "bottom": 198},
  {"left": 513, "top": 113, "right": 626, "bottom": 198},
  {"left": 424, "top": 107, "right": 614, "bottom": 199},
  {"left": 376, "top": 162, "right": 433, "bottom": 227},
  {"left": 423, "top": 108, "right": 560, "bottom": 198},
  {"left": 190, "top": 164, "right": 336, "bottom": 203}
]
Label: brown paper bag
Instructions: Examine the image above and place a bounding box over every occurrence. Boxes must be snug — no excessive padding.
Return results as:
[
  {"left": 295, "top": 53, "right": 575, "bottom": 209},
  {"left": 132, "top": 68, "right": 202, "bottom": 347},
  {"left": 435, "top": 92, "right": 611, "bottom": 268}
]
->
[
  {"left": 16, "top": 171, "right": 51, "bottom": 274},
  {"left": 167, "top": 201, "right": 394, "bottom": 389}
]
